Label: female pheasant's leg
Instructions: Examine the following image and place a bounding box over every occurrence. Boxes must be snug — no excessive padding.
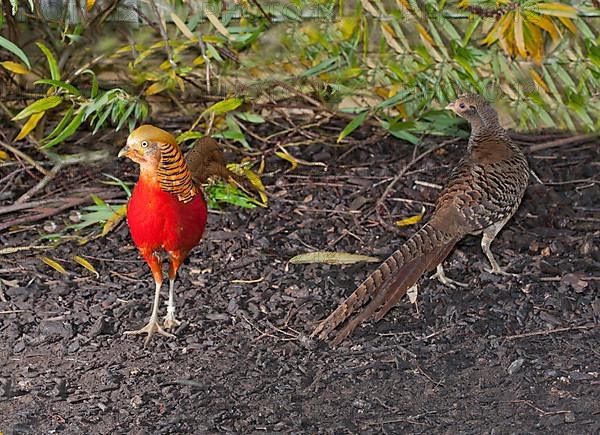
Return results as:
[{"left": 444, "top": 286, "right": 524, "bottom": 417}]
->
[
  {"left": 431, "top": 264, "right": 468, "bottom": 288},
  {"left": 124, "top": 252, "right": 174, "bottom": 345},
  {"left": 163, "top": 254, "right": 184, "bottom": 329}
]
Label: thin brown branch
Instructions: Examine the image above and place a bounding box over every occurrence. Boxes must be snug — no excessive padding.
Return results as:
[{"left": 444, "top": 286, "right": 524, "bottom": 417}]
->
[
  {"left": 0, "top": 140, "right": 48, "bottom": 176},
  {"left": 0, "top": 190, "right": 125, "bottom": 232},
  {"left": 15, "top": 161, "right": 64, "bottom": 204},
  {"left": 528, "top": 134, "right": 597, "bottom": 152},
  {"left": 505, "top": 324, "right": 599, "bottom": 340},
  {"left": 249, "top": 0, "right": 272, "bottom": 23}
]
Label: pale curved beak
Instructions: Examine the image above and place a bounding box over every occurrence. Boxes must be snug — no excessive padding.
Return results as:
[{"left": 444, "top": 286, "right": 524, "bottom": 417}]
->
[
  {"left": 445, "top": 102, "right": 455, "bottom": 111},
  {"left": 118, "top": 145, "right": 130, "bottom": 158}
]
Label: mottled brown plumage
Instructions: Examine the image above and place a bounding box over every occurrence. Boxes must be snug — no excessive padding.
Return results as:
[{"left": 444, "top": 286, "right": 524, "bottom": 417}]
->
[
  {"left": 186, "top": 136, "right": 254, "bottom": 191},
  {"left": 312, "top": 94, "right": 529, "bottom": 346}
]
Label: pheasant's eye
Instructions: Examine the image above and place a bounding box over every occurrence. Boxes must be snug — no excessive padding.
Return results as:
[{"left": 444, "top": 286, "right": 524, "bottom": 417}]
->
[
  {"left": 459, "top": 103, "right": 465, "bottom": 109},
  {"left": 141, "top": 141, "right": 148, "bottom": 148}
]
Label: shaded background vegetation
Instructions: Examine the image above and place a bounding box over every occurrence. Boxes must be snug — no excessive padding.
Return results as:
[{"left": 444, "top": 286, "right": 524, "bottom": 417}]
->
[{"left": 0, "top": 0, "right": 598, "bottom": 244}]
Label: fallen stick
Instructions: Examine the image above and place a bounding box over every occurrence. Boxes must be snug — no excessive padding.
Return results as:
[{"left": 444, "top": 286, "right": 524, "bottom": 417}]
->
[{"left": 0, "top": 190, "right": 125, "bottom": 232}]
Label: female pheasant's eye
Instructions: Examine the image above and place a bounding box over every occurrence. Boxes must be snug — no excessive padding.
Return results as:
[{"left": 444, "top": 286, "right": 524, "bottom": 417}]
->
[
  {"left": 141, "top": 141, "right": 148, "bottom": 148},
  {"left": 459, "top": 103, "right": 465, "bottom": 109}
]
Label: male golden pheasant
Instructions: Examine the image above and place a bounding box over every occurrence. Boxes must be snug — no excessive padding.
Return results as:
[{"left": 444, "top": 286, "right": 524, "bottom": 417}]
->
[
  {"left": 312, "top": 94, "right": 529, "bottom": 345},
  {"left": 118, "top": 125, "right": 235, "bottom": 344}
]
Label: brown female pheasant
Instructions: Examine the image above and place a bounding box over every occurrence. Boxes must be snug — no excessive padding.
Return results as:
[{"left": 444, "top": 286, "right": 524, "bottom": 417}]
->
[{"left": 312, "top": 94, "right": 530, "bottom": 345}]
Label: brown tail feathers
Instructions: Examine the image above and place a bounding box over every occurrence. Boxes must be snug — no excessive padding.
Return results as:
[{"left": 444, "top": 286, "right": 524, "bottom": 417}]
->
[
  {"left": 185, "top": 137, "right": 254, "bottom": 192},
  {"left": 312, "top": 217, "right": 460, "bottom": 346}
]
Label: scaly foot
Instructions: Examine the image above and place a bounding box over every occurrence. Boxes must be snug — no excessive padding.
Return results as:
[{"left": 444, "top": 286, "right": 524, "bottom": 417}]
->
[
  {"left": 124, "top": 319, "right": 175, "bottom": 346},
  {"left": 484, "top": 265, "right": 518, "bottom": 277},
  {"left": 163, "top": 312, "right": 182, "bottom": 330},
  {"left": 431, "top": 264, "right": 468, "bottom": 288}
]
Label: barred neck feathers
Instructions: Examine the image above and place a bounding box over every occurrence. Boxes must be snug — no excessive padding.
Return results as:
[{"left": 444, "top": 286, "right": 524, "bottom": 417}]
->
[{"left": 157, "top": 140, "right": 198, "bottom": 203}]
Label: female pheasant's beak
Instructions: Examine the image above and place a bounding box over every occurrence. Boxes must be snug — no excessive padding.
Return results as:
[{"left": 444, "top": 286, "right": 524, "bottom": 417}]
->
[{"left": 445, "top": 101, "right": 456, "bottom": 112}]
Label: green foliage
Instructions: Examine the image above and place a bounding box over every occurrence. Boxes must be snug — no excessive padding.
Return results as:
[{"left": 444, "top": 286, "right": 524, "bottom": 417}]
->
[{"left": 0, "top": 0, "right": 597, "bottom": 154}]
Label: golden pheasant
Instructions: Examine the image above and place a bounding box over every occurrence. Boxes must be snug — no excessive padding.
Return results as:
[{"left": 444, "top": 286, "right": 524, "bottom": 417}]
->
[{"left": 118, "top": 125, "right": 237, "bottom": 345}]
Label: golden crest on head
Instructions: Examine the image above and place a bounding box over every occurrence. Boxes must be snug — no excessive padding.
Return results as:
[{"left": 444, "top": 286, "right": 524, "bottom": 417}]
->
[{"left": 127, "top": 124, "right": 178, "bottom": 147}]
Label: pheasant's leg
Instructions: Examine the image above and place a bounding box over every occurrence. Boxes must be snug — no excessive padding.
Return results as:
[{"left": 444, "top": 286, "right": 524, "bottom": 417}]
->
[
  {"left": 163, "top": 253, "right": 185, "bottom": 329},
  {"left": 124, "top": 280, "right": 175, "bottom": 345},
  {"left": 481, "top": 216, "right": 515, "bottom": 276},
  {"left": 124, "top": 251, "right": 174, "bottom": 345},
  {"left": 430, "top": 264, "right": 468, "bottom": 288},
  {"left": 163, "top": 278, "right": 181, "bottom": 329}
]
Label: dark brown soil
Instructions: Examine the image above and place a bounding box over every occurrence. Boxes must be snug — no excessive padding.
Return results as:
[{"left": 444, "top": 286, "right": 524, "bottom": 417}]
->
[{"left": 0, "top": 123, "right": 599, "bottom": 434}]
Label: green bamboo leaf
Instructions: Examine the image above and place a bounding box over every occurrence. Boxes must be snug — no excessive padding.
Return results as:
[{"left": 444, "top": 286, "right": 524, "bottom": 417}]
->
[
  {"left": 12, "top": 96, "right": 63, "bottom": 120},
  {"left": 81, "top": 69, "right": 99, "bottom": 98},
  {"left": 199, "top": 97, "right": 243, "bottom": 119},
  {"left": 234, "top": 112, "right": 265, "bottom": 123},
  {"left": 300, "top": 57, "right": 338, "bottom": 77},
  {"left": 176, "top": 131, "right": 204, "bottom": 143},
  {"left": 36, "top": 42, "right": 60, "bottom": 80},
  {"left": 35, "top": 79, "right": 80, "bottom": 96},
  {"left": 375, "top": 91, "right": 411, "bottom": 110},
  {"left": 0, "top": 35, "right": 31, "bottom": 69},
  {"left": 42, "top": 109, "right": 85, "bottom": 148},
  {"left": 337, "top": 111, "right": 368, "bottom": 143},
  {"left": 381, "top": 120, "right": 420, "bottom": 144},
  {"left": 44, "top": 106, "right": 74, "bottom": 141},
  {"left": 116, "top": 101, "right": 137, "bottom": 131}
]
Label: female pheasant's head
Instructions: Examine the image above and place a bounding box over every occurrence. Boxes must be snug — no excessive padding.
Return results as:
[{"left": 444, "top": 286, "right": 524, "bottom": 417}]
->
[{"left": 446, "top": 93, "right": 499, "bottom": 128}]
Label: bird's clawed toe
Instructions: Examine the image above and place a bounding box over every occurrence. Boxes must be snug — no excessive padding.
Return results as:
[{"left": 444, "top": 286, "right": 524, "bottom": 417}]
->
[
  {"left": 484, "top": 265, "right": 518, "bottom": 277},
  {"left": 124, "top": 319, "right": 175, "bottom": 346},
  {"left": 431, "top": 265, "right": 468, "bottom": 288},
  {"left": 163, "top": 314, "right": 182, "bottom": 330}
]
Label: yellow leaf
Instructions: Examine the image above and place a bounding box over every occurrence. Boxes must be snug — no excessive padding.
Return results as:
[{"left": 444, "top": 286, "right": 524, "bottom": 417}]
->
[
  {"left": 0, "top": 150, "right": 9, "bottom": 161},
  {"left": 481, "top": 18, "right": 504, "bottom": 46},
  {"left": 396, "top": 0, "right": 410, "bottom": 10},
  {"left": 15, "top": 111, "right": 45, "bottom": 141},
  {"left": 242, "top": 168, "right": 268, "bottom": 206},
  {"left": 527, "top": 14, "right": 561, "bottom": 44},
  {"left": 101, "top": 204, "right": 127, "bottom": 237},
  {"left": 275, "top": 147, "right": 298, "bottom": 171},
  {"left": 257, "top": 156, "right": 265, "bottom": 175},
  {"left": 289, "top": 252, "right": 380, "bottom": 265},
  {"left": 204, "top": 6, "right": 231, "bottom": 39},
  {"left": 514, "top": 12, "right": 527, "bottom": 58},
  {"left": 415, "top": 23, "right": 435, "bottom": 46},
  {"left": 395, "top": 212, "right": 424, "bottom": 227},
  {"left": 533, "top": 3, "right": 577, "bottom": 18},
  {"left": 527, "top": 23, "right": 544, "bottom": 64},
  {"left": 73, "top": 255, "right": 99, "bottom": 278},
  {"left": 530, "top": 69, "right": 550, "bottom": 93},
  {"left": 360, "top": 0, "right": 380, "bottom": 17},
  {"left": 145, "top": 82, "right": 166, "bottom": 96},
  {"left": 381, "top": 23, "right": 404, "bottom": 54},
  {"left": 0, "top": 60, "right": 29, "bottom": 74},
  {"left": 39, "top": 256, "right": 68, "bottom": 275},
  {"left": 336, "top": 17, "right": 358, "bottom": 40},
  {"left": 558, "top": 17, "right": 577, "bottom": 34},
  {"left": 86, "top": 0, "right": 95, "bottom": 10},
  {"left": 170, "top": 12, "right": 196, "bottom": 40}
]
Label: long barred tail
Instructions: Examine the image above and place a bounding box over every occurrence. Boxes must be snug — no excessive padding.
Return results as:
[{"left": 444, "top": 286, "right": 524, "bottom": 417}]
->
[{"left": 311, "top": 218, "right": 460, "bottom": 346}]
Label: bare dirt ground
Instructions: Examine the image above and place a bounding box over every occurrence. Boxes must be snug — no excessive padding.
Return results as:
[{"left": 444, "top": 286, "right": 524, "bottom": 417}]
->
[{"left": 0, "top": 120, "right": 598, "bottom": 434}]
